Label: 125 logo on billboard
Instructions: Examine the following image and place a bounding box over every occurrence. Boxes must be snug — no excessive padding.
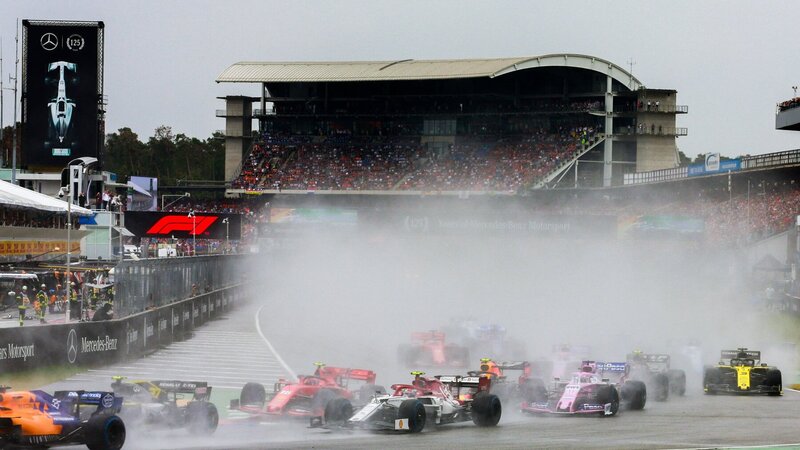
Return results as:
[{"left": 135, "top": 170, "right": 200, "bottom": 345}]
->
[{"left": 66, "top": 34, "right": 84, "bottom": 51}]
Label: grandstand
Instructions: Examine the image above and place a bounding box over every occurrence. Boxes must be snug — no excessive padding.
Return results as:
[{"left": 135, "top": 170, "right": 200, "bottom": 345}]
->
[
  {"left": 209, "top": 56, "right": 800, "bottom": 262},
  {"left": 216, "top": 55, "right": 688, "bottom": 193}
]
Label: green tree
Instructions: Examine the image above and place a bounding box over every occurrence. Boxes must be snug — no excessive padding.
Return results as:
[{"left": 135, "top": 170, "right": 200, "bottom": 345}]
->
[
  {"left": 103, "top": 127, "right": 147, "bottom": 177},
  {"left": 677, "top": 150, "right": 692, "bottom": 166},
  {"left": 102, "top": 126, "right": 224, "bottom": 185}
]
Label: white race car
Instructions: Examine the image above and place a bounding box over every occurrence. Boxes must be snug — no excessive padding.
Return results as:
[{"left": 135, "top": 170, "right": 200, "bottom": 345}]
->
[{"left": 343, "top": 371, "right": 501, "bottom": 433}]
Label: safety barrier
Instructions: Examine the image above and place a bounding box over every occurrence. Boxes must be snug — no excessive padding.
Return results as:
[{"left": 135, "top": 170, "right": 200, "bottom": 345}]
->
[{"left": 0, "top": 284, "right": 245, "bottom": 373}]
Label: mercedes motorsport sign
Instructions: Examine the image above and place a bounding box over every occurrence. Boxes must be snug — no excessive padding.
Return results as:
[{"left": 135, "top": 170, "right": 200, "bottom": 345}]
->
[{"left": 22, "top": 20, "right": 104, "bottom": 167}]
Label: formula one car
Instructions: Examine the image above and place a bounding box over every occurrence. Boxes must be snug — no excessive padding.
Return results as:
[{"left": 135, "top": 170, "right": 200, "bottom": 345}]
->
[
  {"left": 627, "top": 351, "right": 686, "bottom": 401},
  {"left": 47, "top": 61, "right": 77, "bottom": 144},
  {"left": 522, "top": 361, "right": 647, "bottom": 416},
  {"left": 110, "top": 377, "right": 218, "bottom": 433},
  {"left": 0, "top": 386, "right": 125, "bottom": 449},
  {"left": 444, "top": 320, "right": 527, "bottom": 360},
  {"left": 345, "top": 371, "right": 501, "bottom": 432},
  {"left": 703, "top": 348, "right": 782, "bottom": 396},
  {"left": 397, "top": 331, "right": 470, "bottom": 368},
  {"left": 230, "top": 363, "right": 383, "bottom": 423}
]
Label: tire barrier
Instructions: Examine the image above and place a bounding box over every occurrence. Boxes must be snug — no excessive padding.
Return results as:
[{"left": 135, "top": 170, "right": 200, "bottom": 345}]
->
[{"left": 0, "top": 285, "right": 244, "bottom": 373}]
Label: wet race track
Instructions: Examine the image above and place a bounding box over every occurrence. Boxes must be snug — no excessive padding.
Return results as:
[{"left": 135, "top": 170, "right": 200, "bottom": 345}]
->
[{"left": 45, "top": 301, "right": 800, "bottom": 450}]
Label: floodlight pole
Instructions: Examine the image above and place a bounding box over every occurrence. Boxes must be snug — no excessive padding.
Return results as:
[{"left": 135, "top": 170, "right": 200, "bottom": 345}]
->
[
  {"left": 222, "top": 218, "right": 229, "bottom": 254},
  {"left": 65, "top": 189, "right": 72, "bottom": 323},
  {"left": 10, "top": 21, "right": 18, "bottom": 184},
  {"left": 1, "top": 37, "right": 4, "bottom": 167},
  {"left": 188, "top": 210, "right": 196, "bottom": 256}
]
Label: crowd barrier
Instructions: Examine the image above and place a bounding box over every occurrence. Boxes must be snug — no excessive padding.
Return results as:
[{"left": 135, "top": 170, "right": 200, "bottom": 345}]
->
[{"left": 0, "top": 284, "right": 244, "bottom": 373}]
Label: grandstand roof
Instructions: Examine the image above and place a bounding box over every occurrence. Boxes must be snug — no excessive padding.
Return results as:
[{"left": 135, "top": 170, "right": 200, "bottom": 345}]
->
[
  {"left": 0, "top": 180, "right": 92, "bottom": 216},
  {"left": 216, "top": 54, "right": 643, "bottom": 90}
]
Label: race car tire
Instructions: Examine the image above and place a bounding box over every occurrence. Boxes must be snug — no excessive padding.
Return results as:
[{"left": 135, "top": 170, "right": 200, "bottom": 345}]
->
[
  {"left": 765, "top": 369, "right": 783, "bottom": 396},
  {"left": 621, "top": 380, "right": 646, "bottom": 410},
  {"left": 311, "top": 389, "right": 339, "bottom": 417},
  {"left": 358, "top": 384, "right": 387, "bottom": 403},
  {"left": 324, "top": 398, "right": 353, "bottom": 426},
  {"left": 652, "top": 373, "right": 670, "bottom": 402},
  {"left": 471, "top": 392, "right": 502, "bottom": 427},
  {"left": 398, "top": 399, "right": 426, "bottom": 433},
  {"left": 240, "top": 382, "right": 266, "bottom": 407},
  {"left": 445, "top": 345, "right": 469, "bottom": 367},
  {"left": 521, "top": 377, "right": 548, "bottom": 403},
  {"left": 595, "top": 385, "right": 620, "bottom": 417},
  {"left": 187, "top": 402, "right": 219, "bottom": 435},
  {"left": 667, "top": 369, "right": 686, "bottom": 396},
  {"left": 703, "top": 367, "right": 720, "bottom": 395},
  {"left": 86, "top": 414, "right": 126, "bottom": 450}
]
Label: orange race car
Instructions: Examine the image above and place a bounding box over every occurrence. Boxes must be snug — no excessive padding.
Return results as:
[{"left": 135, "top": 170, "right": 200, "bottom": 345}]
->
[{"left": 0, "top": 386, "right": 125, "bottom": 449}]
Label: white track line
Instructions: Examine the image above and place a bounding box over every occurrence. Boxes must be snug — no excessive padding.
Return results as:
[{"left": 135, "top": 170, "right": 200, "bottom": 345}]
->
[{"left": 255, "top": 305, "right": 297, "bottom": 380}]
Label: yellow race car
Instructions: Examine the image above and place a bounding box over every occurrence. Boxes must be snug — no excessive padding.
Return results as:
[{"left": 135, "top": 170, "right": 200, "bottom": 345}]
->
[
  {"left": 703, "top": 348, "right": 782, "bottom": 396},
  {"left": 110, "top": 377, "right": 218, "bottom": 433}
]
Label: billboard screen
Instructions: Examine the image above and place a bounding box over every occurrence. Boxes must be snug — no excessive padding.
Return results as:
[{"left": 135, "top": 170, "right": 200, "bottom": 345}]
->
[
  {"left": 124, "top": 212, "right": 242, "bottom": 240},
  {"left": 22, "top": 20, "right": 104, "bottom": 167}
]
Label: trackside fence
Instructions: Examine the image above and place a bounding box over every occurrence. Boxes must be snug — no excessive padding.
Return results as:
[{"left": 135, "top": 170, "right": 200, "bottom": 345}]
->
[{"left": 114, "top": 254, "right": 250, "bottom": 317}]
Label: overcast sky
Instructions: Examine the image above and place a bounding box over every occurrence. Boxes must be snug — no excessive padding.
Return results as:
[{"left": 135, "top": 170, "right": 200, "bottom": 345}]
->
[{"left": 2, "top": 0, "right": 799, "bottom": 158}]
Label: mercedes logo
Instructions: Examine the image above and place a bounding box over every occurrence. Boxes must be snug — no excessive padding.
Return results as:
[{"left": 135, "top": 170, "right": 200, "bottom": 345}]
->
[
  {"left": 67, "top": 329, "right": 78, "bottom": 364},
  {"left": 40, "top": 33, "right": 58, "bottom": 51}
]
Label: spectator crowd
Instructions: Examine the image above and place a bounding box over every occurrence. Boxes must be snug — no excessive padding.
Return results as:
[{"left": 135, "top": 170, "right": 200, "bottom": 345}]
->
[{"left": 232, "top": 126, "right": 598, "bottom": 193}]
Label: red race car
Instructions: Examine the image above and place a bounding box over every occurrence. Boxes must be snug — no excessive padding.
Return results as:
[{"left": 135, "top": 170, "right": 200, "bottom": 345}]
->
[
  {"left": 398, "top": 331, "right": 470, "bottom": 368},
  {"left": 230, "top": 363, "right": 384, "bottom": 424}
]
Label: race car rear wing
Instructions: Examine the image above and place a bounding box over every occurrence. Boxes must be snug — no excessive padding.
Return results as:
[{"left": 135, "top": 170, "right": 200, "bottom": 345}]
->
[
  {"left": 316, "top": 367, "right": 377, "bottom": 385},
  {"left": 150, "top": 381, "right": 212, "bottom": 400},
  {"left": 411, "top": 331, "right": 446, "bottom": 344},
  {"left": 627, "top": 353, "right": 670, "bottom": 364},
  {"left": 436, "top": 375, "right": 491, "bottom": 393},
  {"left": 51, "top": 390, "right": 123, "bottom": 413},
  {"left": 721, "top": 349, "right": 760, "bottom": 361},
  {"left": 593, "top": 362, "right": 628, "bottom": 374},
  {"left": 496, "top": 361, "right": 530, "bottom": 372},
  {"left": 627, "top": 353, "right": 671, "bottom": 370}
]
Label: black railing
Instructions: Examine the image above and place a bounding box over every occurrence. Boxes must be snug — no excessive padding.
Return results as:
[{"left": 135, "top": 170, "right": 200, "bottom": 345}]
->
[{"left": 741, "top": 148, "right": 800, "bottom": 170}]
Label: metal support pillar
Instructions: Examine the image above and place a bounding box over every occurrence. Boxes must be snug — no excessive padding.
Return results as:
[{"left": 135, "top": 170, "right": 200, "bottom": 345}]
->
[{"left": 603, "top": 75, "right": 614, "bottom": 187}]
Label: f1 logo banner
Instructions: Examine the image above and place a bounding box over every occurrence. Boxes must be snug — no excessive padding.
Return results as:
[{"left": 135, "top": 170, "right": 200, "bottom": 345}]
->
[
  {"left": 124, "top": 212, "right": 242, "bottom": 239},
  {"left": 147, "top": 215, "right": 218, "bottom": 235}
]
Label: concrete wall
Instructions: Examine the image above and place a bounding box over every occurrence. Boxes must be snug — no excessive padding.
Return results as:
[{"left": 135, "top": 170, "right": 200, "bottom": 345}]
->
[
  {"left": 223, "top": 97, "right": 255, "bottom": 182},
  {"left": 636, "top": 136, "right": 678, "bottom": 172}
]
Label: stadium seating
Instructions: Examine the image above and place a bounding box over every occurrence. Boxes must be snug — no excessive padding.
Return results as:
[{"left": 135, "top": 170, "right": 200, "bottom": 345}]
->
[{"left": 231, "top": 126, "right": 596, "bottom": 193}]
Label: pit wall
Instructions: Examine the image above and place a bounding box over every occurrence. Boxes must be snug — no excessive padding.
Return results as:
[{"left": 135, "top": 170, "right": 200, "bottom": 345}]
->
[{"left": 0, "top": 284, "right": 245, "bottom": 373}]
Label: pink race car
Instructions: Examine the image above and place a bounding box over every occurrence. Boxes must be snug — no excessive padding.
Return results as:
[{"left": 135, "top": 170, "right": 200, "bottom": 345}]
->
[{"left": 521, "top": 361, "right": 647, "bottom": 416}]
